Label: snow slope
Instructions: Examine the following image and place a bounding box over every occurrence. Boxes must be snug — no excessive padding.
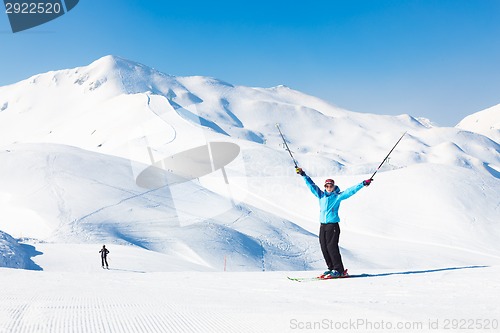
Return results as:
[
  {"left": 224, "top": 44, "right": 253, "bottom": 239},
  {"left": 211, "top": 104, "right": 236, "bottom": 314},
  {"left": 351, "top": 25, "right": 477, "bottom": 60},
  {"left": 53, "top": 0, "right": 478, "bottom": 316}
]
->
[
  {"left": 0, "top": 143, "right": 320, "bottom": 271},
  {"left": 1, "top": 264, "right": 499, "bottom": 333},
  {"left": 0, "top": 231, "right": 40, "bottom": 270},
  {"left": 0, "top": 54, "right": 499, "bottom": 269},
  {"left": 0, "top": 55, "right": 499, "bottom": 332},
  {"left": 0, "top": 56, "right": 498, "bottom": 269},
  {"left": 456, "top": 103, "right": 500, "bottom": 143}
]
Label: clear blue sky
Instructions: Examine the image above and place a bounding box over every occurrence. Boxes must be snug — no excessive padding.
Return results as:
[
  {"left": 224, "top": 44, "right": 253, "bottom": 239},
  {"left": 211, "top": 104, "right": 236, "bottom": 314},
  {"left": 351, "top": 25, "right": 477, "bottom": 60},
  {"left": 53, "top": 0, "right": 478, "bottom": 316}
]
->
[{"left": 1, "top": 0, "right": 499, "bottom": 126}]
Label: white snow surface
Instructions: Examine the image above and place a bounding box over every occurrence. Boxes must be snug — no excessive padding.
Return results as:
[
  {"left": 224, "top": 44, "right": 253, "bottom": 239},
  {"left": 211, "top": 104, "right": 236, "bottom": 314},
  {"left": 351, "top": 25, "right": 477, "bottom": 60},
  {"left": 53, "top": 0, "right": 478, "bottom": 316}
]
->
[
  {"left": 0, "top": 55, "right": 499, "bottom": 332},
  {"left": 456, "top": 103, "right": 500, "bottom": 143}
]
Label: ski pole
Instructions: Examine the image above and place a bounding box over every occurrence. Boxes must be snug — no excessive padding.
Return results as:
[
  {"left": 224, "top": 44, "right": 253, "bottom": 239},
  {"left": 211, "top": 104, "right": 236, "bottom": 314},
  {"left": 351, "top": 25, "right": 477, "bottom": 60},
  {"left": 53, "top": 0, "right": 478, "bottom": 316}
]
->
[
  {"left": 370, "top": 131, "right": 407, "bottom": 179},
  {"left": 276, "top": 123, "right": 299, "bottom": 168}
]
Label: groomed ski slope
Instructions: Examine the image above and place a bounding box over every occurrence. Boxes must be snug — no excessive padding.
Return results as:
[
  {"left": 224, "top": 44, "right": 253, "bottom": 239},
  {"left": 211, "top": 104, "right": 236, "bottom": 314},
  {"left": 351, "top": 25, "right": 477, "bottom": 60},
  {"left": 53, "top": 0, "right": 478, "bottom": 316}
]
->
[
  {"left": 1, "top": 243, "right": 499, "bottom": 333},
  {"left": 0, "top": 56, "right": 499, "bottom": 332}
]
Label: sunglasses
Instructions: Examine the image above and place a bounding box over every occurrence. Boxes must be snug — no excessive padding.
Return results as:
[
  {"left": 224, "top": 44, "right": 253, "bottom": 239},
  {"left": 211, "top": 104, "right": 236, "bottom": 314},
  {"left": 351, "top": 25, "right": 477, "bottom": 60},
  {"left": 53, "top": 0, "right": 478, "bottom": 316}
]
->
[{"left": 325, "top": 184, "right": 334, "bottom": 188}]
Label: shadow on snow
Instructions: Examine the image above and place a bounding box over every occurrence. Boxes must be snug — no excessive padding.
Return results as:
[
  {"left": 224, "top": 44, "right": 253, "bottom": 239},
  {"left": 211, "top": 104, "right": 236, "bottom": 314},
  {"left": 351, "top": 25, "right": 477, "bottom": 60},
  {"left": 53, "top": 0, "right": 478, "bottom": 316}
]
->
[{"left": 349, "top": 265, "right": 488, "bottom": 278}]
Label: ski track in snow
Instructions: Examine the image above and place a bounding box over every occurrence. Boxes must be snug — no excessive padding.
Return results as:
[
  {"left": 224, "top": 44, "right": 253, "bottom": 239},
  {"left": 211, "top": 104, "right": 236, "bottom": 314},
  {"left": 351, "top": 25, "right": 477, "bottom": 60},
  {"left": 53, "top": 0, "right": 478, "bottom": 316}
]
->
[
  {"left": 0, "top": 270, "right": 266, "bottom": 333},
  {"left": 0, "top": 287, "right": 256, "bottom": 333},
  {"left": 1, "top": 267, "right": 499, "bottom": 333}
]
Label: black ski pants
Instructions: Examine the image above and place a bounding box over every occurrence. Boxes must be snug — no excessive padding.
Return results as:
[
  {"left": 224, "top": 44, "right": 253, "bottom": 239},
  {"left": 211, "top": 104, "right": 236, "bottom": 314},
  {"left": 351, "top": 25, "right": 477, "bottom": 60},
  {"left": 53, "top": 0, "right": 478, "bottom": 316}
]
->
[
  {"left": 101, "top": 256, "right": 108, "bottom": 267},
  {"left": 319, "top": 223, "right": 344, "bottom": 273}
]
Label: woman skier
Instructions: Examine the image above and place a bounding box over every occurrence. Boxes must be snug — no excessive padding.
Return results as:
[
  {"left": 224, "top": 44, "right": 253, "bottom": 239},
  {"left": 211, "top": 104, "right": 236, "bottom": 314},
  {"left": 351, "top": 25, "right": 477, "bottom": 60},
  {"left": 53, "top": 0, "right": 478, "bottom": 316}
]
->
[{"left": 296, "top": 167, "right": 372, "bottom": 278}]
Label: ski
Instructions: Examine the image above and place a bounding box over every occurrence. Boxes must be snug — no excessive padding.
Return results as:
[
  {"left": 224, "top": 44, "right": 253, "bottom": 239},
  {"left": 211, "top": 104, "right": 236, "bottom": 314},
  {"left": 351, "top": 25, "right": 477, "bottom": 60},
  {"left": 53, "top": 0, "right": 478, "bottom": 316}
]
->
[
  {"left": 287, "top": 274, "right": 371, "bottom": 282},
  {"left": 287, "top": 276, "right": 322, "bottom": 282},
  {"left": 286, "top": 275, "right": 346, "bottom": 282}
]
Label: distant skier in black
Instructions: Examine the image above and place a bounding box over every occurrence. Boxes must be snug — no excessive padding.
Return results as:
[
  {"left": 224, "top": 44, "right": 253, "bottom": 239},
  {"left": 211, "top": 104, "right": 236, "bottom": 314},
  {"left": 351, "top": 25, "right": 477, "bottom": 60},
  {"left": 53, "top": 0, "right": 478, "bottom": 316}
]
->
[
  {"left": 99, "top": 245, "right": 109, "bottom": 269},
  {"left": 296, "top": 167, "right": 372, "bottom": 278}
]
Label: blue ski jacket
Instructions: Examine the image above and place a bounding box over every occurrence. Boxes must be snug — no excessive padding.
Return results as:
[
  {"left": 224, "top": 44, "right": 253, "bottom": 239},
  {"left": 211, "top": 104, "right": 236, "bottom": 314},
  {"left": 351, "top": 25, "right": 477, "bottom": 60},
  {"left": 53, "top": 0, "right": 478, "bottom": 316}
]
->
[{"left": 302, "top": 175, "right": 364, "bottom": 224}]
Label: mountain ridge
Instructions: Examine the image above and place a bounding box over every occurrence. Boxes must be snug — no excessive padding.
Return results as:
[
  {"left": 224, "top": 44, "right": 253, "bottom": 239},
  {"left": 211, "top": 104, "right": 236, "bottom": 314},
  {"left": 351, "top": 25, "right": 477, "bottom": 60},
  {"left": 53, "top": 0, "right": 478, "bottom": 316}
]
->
[{"left": 0, "top": 55, "right": 499, "bottom": 272}]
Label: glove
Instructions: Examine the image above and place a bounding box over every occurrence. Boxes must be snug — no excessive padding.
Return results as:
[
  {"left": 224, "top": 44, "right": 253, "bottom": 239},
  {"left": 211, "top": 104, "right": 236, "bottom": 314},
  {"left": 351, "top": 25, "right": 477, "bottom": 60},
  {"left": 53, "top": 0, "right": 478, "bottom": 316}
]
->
[
  {"left": 295, "top": 167, "right": 305, "bottom": 176},
  {"left": 363, "top": 179, "right": 373, "bottom": 186}
]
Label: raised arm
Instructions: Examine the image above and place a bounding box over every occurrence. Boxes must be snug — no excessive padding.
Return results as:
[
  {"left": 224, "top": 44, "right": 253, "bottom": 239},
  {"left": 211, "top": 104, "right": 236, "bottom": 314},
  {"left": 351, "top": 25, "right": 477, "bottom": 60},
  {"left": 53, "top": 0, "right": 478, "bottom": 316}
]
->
[
  {"left": 338, "top": 179, "right": 373, "bottom": 201},
  {"left": 296, "top": 168, "right": 323, "bottom": 198}
]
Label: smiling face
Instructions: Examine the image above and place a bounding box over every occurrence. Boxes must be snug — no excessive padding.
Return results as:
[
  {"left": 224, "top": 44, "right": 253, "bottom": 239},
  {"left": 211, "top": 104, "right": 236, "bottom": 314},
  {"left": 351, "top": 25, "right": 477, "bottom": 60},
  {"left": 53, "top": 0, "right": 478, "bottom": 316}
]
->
[{"left": 324, "top": 179, "right": 335, "bottom": 193}]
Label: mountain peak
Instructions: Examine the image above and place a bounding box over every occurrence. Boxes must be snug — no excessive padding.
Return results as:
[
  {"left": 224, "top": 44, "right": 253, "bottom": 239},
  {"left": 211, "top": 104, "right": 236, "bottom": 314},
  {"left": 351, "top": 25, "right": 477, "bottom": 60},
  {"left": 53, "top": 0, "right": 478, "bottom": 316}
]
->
[
  {"left": 87, "top": 54, "right": 120, "bottom": 70},
  {"left": 71, "top": 55, "right": 180, "bottom": 96},
  {"left": 87, "top": 55, "right": 160, "bottom": 77}
]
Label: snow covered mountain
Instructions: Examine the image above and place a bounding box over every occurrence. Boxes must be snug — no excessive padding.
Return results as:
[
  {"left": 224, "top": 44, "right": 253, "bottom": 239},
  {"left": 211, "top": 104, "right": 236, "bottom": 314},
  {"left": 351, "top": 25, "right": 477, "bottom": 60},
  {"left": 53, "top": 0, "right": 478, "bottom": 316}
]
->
[
  {"left": 0, "top": 55, "right": 499, "bottom": 273},
  {"left": 0, "top": 230, "right": 40, "bottom": 270},
  {"left": 456, "top": 103, "right": 500, "bottom": 143},
  {"left": 1, "top": 55, "right": 499, "bottom": 333}
]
